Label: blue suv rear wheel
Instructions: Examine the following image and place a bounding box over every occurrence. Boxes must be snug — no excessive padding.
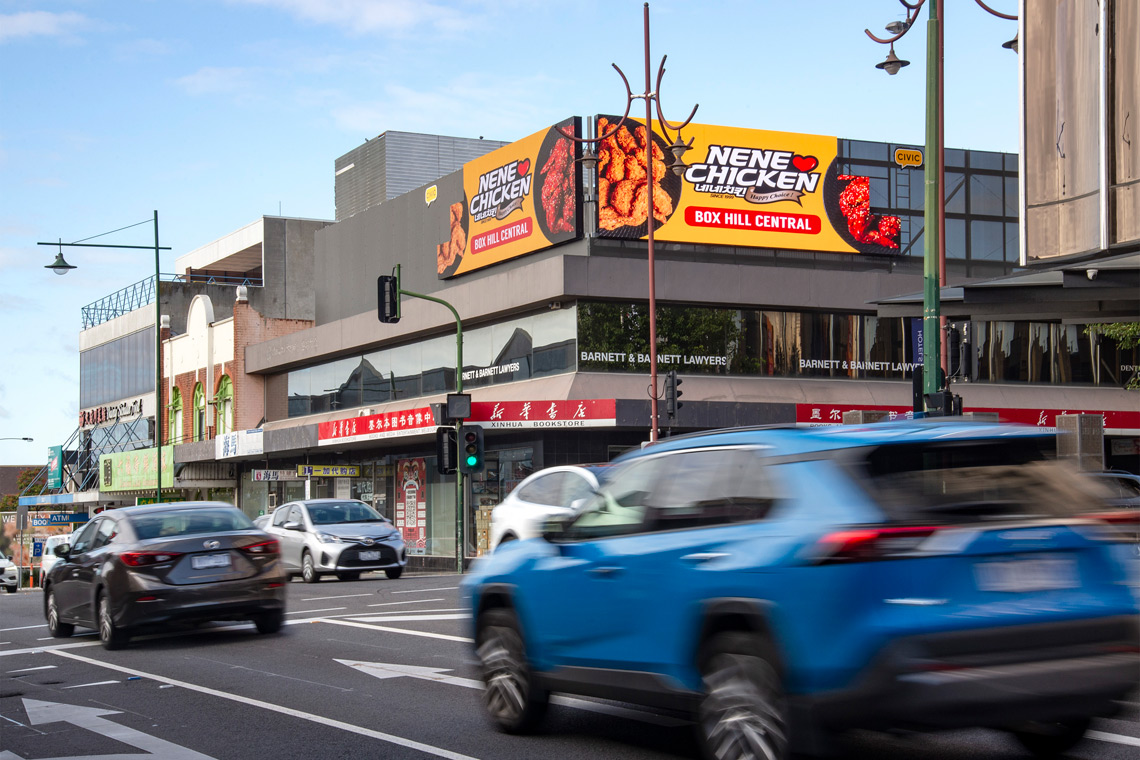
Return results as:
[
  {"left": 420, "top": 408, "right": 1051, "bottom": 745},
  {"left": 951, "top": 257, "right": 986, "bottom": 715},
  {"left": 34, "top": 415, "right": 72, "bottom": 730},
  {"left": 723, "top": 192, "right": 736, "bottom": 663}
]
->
[{"left": 698, "top": 632, "right": 789, "bottom": 760}]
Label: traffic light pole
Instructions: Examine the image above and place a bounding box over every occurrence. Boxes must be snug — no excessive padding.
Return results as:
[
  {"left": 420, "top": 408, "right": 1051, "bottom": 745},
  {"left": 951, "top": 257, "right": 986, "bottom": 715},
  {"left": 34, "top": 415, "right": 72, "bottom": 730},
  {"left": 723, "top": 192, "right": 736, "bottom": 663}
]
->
[{"left": 391, "top": 268, "right": 467, "bottom": 573}]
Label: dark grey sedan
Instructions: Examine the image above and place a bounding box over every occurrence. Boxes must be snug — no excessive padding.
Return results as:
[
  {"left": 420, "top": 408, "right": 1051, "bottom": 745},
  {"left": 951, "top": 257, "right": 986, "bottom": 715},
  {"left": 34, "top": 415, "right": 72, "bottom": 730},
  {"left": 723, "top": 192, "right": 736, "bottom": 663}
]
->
[{"left": 43, "top": 501, "right": 287, "bottom": 650}]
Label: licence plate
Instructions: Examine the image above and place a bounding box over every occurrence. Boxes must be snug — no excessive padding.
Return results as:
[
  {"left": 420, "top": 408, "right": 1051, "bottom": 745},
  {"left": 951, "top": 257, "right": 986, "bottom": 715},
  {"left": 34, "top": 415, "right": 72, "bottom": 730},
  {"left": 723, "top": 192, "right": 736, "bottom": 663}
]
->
[
  {"left": 358, "top": 550, "right": 381, "bottom": 561},
  {"left": 191, "top": 553, "right": 232, "bottom": 570},
  {"left": 975, "top": 556, "right": 1079, "bottom": 592}
]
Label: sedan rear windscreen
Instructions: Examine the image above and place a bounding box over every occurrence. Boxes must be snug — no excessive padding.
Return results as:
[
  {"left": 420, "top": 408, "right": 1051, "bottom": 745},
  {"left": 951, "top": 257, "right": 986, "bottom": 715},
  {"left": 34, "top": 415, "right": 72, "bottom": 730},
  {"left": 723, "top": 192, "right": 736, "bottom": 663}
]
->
[
  {"left": 131, "top": 509, "right": 255, "bottom": 539},
  {"left": 859, "top": 439, "right": 1114, "bottom": 524}
]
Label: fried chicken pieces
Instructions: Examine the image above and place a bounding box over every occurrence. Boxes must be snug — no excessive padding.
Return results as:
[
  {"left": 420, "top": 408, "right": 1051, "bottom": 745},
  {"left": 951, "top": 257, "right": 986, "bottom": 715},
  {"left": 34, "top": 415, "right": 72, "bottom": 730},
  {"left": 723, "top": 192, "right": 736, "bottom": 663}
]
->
[
  {"left": 596, "top": 118, "right": 672, "bottom": 231},
  {"left": 540, "top": 136, "right": 575, "bottom": 234},
  {"left": 437, "top": 202, "right": 466, "bottom": 273}
]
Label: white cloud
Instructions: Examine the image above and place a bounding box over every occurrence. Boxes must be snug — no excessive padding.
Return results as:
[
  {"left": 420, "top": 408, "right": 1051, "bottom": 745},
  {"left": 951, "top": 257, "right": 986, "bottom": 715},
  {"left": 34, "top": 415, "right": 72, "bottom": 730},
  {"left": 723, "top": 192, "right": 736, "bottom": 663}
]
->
[
  {"left": 228, "top": 0, "right": 466, "bottom": 36},
  {"left": 175, "top": 66, "right": 259, "bottom": 97},
  {"left": 0, "top": 11, "right": 88, "bottom": 43}
]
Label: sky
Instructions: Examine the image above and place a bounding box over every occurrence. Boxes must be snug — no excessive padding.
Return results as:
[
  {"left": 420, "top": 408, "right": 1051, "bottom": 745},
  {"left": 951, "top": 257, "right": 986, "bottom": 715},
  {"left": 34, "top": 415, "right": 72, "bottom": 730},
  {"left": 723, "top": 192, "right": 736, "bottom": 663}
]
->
[{"left": 0, "top": 0, "right": 1021, "bottom": 466}]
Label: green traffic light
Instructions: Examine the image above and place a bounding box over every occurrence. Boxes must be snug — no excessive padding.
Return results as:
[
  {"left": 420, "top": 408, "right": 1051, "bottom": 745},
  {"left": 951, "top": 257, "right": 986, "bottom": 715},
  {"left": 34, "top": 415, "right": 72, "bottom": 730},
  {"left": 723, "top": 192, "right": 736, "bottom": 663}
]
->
[{"left": 465, "top": 455, "right": 478, "bottom": 466}]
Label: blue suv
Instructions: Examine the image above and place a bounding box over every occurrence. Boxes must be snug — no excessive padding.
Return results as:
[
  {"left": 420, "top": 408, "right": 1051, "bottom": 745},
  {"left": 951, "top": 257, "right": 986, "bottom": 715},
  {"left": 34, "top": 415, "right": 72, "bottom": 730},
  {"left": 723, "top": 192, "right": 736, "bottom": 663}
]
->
[{"left": 462, "top": 421, "right": 1139, "bottom": 759}]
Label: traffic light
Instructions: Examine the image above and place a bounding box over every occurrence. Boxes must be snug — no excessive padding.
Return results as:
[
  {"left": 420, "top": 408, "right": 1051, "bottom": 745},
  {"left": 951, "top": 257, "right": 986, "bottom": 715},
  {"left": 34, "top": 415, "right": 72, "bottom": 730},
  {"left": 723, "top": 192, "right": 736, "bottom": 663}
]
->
[
  {"left": 458, "top": 425, "right": 484, "bottom": 474},
  {"left": 377, "top": 274, "right": 400, "bottom": 323},
  {"left": 435, "top": 427, "right": 457, "bottom": 475},
  {"left": 665, "top": 370, "right": 684, "bottom": 418}
]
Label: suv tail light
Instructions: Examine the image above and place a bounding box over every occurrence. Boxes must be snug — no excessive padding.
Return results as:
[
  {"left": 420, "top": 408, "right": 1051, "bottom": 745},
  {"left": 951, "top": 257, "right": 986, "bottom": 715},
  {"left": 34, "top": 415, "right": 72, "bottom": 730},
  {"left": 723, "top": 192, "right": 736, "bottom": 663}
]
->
[
  {"left": 239, "top": 539, "right": 279, "bottom": 556},
  {"left": 120, "top": 551, "right": 183, "bottom": 567},
  {"left": 811, "top": 526, "right": 941, "bottom": 564},
  {"left": 1076, "top": 511, "right": 1139, "bottom": 542}
]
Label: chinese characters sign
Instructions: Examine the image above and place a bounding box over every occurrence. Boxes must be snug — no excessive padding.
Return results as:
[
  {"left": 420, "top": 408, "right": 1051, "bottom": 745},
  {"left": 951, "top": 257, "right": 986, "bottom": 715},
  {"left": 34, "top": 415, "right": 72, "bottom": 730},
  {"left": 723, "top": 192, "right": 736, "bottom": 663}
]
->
[
  {"left": 215, "top": 429, "right": 264, "bottom": 460},
  {"left": 396, "top": 458, "right": 427, "bottom": 554},
  {"left": 99, "top": 446, "right": 175, "bottom": 491},
  {"left": 317, "top": 407, "right": 438, "bottom": 446},
  {"left": 467, "top": 399, "right": 617, "bottom": 429},
  {"left": 296, "top": 465, "right": 360, "bottom": 477},
  {"left": 796, "top": 404, "right": 1140, "bottom": 435}
]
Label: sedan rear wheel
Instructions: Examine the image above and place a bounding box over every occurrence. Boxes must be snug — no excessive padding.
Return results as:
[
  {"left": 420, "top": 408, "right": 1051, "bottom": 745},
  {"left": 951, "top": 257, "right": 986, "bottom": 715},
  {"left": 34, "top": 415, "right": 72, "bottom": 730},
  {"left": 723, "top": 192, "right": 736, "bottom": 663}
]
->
[
  {"left": 301, "top": 552, "right": 320, "bottom": 583},
  {"left": 1010, "top": 717, "right": 1090, "bottom": 757},
  {"left": 336, "top": 571, "right": 361, "bottom": 582},
  {"left": 475, "top": 607, "right": 548, "bottom": 733},
  {"left": 384, "top": 567, "right": 403, "bottom": 580},
  {"left": 254, "top": 609, "right": 285, "bottom": 635},
  {"left": 97, "top": 592, "right": 129, "bottom": 650},
  {"left": 697, "top": 632, "right": 789, "bottom": 760},
  {"left": 45, "top": 590, "right": 74, "bottom": 638}
]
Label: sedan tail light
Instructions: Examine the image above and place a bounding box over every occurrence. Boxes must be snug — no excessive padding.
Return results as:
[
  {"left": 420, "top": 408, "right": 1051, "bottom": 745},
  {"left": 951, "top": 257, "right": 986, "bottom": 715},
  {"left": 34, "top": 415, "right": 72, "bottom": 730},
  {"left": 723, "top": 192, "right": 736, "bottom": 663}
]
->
[
  {"left": 239, "top": 539, "right": 279, "bottom": 556},
  {"left": 811, "top": 525, "right": 941, "bottom": 564},
  {"left": 120, "top": 551, "right": 183, "bottom": 567}
]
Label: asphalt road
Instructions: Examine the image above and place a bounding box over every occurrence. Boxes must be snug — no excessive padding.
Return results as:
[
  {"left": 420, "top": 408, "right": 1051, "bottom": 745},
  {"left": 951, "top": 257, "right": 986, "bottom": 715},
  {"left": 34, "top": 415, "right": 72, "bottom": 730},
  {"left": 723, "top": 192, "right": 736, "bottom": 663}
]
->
[{"left": 2, "top": 574, "right": 1138, "bottom": 760}]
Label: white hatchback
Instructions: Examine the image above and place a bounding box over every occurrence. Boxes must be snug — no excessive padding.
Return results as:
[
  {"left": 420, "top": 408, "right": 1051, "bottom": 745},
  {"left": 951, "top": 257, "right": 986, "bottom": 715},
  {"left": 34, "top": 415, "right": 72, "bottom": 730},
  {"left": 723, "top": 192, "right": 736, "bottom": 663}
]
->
[
  {"left": 39, "top": 533, "right": 76, "bottom": 585},
  {"left": 490, "top": 465, "right": 608, "bottom": 550}
]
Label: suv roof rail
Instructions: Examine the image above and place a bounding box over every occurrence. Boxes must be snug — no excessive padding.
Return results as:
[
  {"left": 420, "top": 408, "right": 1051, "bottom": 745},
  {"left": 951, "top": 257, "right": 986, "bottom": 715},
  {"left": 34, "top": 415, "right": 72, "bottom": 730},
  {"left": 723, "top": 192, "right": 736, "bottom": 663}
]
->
[{"left": 653, "top": 424, "right": 802, "bottom": 445}]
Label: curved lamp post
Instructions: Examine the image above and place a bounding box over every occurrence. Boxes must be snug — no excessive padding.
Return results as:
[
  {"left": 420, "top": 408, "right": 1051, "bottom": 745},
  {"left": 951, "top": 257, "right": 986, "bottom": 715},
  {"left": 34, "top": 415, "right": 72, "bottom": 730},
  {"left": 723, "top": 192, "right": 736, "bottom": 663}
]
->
[
  {"left": 559, "top": 2, "right": 698, "bottom": 441},
  {"left": 0, "top": 437, "right": 33, "bottom": 442},
  {"left": 865, "top": 0, "right": 1017, "bottom": 412},
  {"left": 40, "top": 211, "right": 171, "bottom": 503}
]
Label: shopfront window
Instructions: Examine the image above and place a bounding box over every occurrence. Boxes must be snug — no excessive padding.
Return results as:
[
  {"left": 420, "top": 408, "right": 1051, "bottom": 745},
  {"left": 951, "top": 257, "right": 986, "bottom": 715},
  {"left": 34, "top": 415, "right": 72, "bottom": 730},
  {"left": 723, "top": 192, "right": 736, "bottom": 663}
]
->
[{"left": 281, "top": 308, "right": 578, "bottom": 419}]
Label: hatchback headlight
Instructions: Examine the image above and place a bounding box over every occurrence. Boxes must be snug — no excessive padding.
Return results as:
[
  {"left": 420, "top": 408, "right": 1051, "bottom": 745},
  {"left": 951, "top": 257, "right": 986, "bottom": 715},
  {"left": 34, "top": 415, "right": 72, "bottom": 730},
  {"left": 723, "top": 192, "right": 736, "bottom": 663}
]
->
[{"left": 318, "top": 532, "right": 346, "bottom": 544}]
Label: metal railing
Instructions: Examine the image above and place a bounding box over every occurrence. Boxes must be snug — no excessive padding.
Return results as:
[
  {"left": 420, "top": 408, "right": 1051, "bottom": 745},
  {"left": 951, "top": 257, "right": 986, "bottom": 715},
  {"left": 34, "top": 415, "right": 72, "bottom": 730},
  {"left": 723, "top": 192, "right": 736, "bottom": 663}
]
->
[{"left": 81, "top": 273, "right": 263, "bottom": 329}]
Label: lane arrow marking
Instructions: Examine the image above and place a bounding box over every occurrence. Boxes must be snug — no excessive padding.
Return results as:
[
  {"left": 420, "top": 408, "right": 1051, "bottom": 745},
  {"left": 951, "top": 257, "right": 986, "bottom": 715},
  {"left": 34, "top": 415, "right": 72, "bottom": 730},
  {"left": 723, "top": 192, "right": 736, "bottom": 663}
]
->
[
  {"left": 14, "top": 697, "right": 218, "bottom": 760},
  {"left": 337, "top": 659, "right": 686, "bottom": 726}
]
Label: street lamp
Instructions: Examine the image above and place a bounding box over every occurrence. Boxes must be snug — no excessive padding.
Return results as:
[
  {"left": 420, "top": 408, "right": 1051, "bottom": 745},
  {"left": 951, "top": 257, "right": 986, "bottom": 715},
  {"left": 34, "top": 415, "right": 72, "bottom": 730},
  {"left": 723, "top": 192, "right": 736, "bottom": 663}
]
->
[
  {"left": 40, "top": 211, "right": 172, "bottom": 503},
  {"left": 560, "top": 1, "right": 698, "bottom": 442},
  {"left": 866, "top": 0, "right": 1016, "bottom": 413},
  {"left": 0, "top": 437, "right": 33, "bottom": 442}
]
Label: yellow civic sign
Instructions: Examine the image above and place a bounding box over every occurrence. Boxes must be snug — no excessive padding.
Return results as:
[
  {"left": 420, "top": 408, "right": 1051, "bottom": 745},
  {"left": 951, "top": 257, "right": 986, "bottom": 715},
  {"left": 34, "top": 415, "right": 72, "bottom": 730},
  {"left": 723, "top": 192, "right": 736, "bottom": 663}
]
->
[{"left": 894, "top": 147, "right": 923, "bottom": 168}]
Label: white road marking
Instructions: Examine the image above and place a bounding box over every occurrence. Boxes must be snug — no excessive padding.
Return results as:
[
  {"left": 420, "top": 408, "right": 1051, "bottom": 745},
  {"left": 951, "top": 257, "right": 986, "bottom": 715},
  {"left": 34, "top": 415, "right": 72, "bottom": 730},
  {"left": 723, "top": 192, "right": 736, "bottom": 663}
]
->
[
  {"left": 18, "top": 697, "right": 217, "bottom": 759},
  {"left": 344, "top": 614, "right": 467, "bottom": 623},
  {"left": 0, "top": 624, "right": 46, "bottom": 632},
  {"left": 0, "top": 641, "right": 102, "bottom": 657},
  {"left": 367, "top": 608, "right": 464, "bottom": 615},
  {"left": 390, "top": 586, "right": 458, "bottom": 594},
  {"left": 297, "top": 593, "right": 374, "bottom": 602},
  {"left": 7, "top": 665, "right": 56, "bottom": 673},
  {"left": 35, "top": 637, "right": 54, "bottom": 641},
  {"left": 285, "top": 607, "right": 346, "bottom": 615},
  {"left": 367, "top": 597, "right": 444, "bottom": 607},
  {"left": 317, "top": 617, "right": 472, "bottom": 643},
  {"left": 62, "top": 680, "right": 119, "bottom": 689},
  {"left": 48, "top": 650, "right": 480, "bottom": 760},
  {"left": 1088, "top": 730, "right": 1140, "bottom": 747},
  {"left": 339, "top": 659, "right": 687, "bottom": 727}
]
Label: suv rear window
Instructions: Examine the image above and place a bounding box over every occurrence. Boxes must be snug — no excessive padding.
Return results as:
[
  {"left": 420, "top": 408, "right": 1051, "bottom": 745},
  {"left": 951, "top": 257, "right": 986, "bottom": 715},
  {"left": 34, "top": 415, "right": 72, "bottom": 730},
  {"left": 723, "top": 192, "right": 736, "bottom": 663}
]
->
[{"left": 857, "top": 439, "right": 1109, "bottom": 524}]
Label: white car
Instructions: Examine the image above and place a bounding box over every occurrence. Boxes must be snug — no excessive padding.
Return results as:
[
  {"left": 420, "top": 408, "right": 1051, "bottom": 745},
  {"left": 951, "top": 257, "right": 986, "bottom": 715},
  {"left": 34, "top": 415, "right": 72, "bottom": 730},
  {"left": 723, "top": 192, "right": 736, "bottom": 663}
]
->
[
  {"left": 39, "top": 533, "right": 76, "bottom": 585},
  {"left": 1, "top": 555, "right": 18, "bottom": 593},
  {"left": 490, "top": 465, "right": 608, "bottom": 550}
]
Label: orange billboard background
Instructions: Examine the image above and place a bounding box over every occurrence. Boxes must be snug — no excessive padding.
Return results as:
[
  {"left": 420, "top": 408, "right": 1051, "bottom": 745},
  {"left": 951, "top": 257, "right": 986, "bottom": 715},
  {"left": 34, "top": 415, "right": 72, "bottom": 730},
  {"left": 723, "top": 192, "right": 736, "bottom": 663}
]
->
[{"left": 436, "top": 117, "right": 581, "bottom": 278}]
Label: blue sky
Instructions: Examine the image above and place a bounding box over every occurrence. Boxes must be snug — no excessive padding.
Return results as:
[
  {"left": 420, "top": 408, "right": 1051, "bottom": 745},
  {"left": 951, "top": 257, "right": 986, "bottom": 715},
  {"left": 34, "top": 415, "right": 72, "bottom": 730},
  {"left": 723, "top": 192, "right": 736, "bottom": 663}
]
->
[{"left": 0, "top": 0, "right": 1020, "bottom": 466}]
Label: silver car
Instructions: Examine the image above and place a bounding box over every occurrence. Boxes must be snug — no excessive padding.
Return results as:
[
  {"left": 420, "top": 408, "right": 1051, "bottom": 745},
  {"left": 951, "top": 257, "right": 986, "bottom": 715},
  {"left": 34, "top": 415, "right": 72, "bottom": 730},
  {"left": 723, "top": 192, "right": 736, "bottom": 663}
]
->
[{"left": 263, "top": 499, "right": 406, "bottom": 582}]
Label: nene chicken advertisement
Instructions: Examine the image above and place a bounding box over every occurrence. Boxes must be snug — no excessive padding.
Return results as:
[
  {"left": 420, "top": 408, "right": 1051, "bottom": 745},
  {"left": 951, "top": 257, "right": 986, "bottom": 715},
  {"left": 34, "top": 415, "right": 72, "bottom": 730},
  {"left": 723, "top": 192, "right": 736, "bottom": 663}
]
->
[
  {"left": 436, "top": 117, "right": 581, "bottom": 278},
  {"left": 594, "top": 116, "right": 901, "bottom": 254}
]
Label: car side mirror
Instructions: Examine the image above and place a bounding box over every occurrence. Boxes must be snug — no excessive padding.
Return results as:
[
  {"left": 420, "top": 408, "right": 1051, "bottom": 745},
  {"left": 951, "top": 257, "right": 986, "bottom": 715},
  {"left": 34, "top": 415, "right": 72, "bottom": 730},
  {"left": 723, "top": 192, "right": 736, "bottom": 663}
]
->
[
  {"left": 568, "top": 498, "right": 588, "bottom": 513},
  {"left": 283, "top": 521, "right": 304, "bottom": 531},
  {"left": 54, "top": 544, "right": 71, "bottom": 560}
]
